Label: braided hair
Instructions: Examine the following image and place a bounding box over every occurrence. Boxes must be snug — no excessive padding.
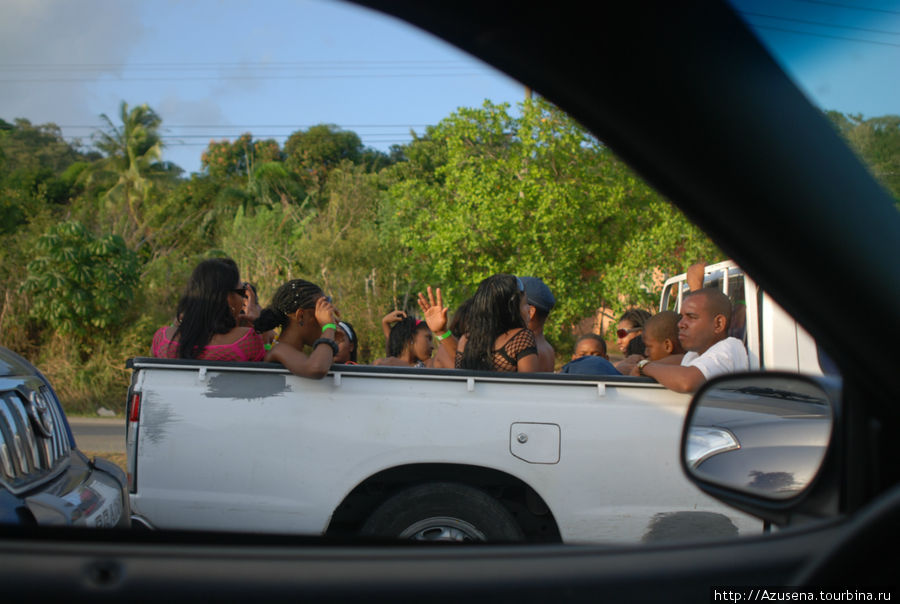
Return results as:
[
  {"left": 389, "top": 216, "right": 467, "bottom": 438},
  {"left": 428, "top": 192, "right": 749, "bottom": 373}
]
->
[
  {"left": 460, "top": 274, "right": 526, "bottom": 371},
  {"left": 254, "top": 279, "right": 324, "bottom": 333}
]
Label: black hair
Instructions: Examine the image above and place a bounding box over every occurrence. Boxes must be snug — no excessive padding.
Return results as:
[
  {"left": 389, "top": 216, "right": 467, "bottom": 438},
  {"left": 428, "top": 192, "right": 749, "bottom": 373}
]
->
[
  {"left": 387, "top": 316, "right": 428, "bottom": 357},
  {"left": 254, "top": 279, "right": 324, "bottom": 332},
  {"left": 576, "top": 333, "right": 607, "bottom": 356},
  {"left": 173, "top": 258, "right": 241, "bottom": 359},
  {"left": 626, "top": 334, "right": 646, "bottom": 357},
  {"left": 618, "top": 308, "right": 652, "bottom": 328},
  {"left": 338, "top": 321, "right": 358, "bottom": 363},
  {"left": 644, "top": 310, "right": 681, "bottom": 349},
  {"left": 449, "top": 297, "right": 474, "bottom": 338},
  {"left": 460, "top": 274, "right": 525, "bottom": 370}
]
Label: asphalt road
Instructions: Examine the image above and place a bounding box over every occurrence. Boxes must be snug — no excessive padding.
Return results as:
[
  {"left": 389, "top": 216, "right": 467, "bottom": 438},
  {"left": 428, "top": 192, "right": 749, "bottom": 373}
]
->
[{"left": 69, "top": 417, "right": 125, "bottom": 454}]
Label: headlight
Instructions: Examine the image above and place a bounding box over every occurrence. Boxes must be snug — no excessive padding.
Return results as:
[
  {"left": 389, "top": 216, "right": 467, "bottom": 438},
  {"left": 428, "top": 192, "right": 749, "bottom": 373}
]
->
[{"left": 686, "top": 426, "right": 740, "bottom": 468}]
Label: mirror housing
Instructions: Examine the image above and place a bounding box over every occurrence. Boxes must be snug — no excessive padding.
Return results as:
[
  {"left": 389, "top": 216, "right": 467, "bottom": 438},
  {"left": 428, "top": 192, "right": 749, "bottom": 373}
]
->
[{"left": 681, "top": 372, "right": 843, "bottom": 527}]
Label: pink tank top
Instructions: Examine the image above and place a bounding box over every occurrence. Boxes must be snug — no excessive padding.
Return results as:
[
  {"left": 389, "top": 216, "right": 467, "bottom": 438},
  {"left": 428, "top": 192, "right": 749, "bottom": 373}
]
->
[{"left": 151, "top": 326, "right": 266, "bottom": 362}]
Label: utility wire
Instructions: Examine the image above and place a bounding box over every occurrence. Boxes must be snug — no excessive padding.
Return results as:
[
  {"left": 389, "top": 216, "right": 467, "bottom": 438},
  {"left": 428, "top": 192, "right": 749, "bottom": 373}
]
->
[
  {"left": 738, "top": 9, "right": 900, "bottom": 35},
  {"left": 790, "top": 0, "right": 900, "bottom": 16},
  {"left": 752, "top": 23, "right": 900, "bottom": 48}
]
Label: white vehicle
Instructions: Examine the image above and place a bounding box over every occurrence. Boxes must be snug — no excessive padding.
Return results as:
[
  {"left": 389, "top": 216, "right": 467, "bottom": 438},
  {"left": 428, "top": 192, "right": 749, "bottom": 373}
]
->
[{"left": 125, "top": 262, "right": 828, "bottom": 543}]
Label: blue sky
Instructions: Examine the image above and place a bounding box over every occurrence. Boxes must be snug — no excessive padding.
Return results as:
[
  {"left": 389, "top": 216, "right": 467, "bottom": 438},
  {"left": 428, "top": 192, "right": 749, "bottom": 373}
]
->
[{"left": 2, "top": 0, "right": 899, "bottom": 175}]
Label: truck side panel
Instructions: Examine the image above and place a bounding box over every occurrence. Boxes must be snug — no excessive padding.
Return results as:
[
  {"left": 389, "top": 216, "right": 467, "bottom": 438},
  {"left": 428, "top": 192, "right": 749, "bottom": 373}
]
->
[{"left": 130, "top": 365, "right": 760, "bottom": 544}]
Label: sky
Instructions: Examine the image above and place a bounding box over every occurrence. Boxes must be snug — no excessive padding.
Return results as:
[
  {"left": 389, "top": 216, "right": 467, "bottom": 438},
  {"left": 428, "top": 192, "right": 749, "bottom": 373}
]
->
[{"left": 2, "top": 0, "right": 899, "bottom": 175}]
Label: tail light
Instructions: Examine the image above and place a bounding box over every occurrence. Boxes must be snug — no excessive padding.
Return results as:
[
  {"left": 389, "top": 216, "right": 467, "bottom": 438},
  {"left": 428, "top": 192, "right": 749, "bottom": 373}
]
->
[{"left": 126, "top": 391, "right": 141, "bottom": 493}]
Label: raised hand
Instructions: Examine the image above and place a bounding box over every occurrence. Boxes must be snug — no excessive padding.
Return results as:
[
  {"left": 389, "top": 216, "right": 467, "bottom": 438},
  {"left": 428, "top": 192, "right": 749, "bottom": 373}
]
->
[{"left": 417, "top": 286, "right": 449, "bottom": 334}]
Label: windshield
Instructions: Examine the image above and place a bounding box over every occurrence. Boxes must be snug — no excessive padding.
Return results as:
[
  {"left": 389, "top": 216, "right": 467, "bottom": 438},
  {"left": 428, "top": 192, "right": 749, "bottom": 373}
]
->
[{"left": 0, "top": 0, "right": 891, "bottom": 546}]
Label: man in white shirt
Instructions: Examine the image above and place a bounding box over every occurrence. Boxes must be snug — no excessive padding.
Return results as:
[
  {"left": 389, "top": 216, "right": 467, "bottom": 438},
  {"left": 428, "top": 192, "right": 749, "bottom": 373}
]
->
[{"left": 637, "top": 288, "right": 748, "bottom": 393}]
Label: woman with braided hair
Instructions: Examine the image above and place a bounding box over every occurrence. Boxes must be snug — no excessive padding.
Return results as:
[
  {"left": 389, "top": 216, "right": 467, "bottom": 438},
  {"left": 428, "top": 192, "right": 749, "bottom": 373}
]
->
[
  {"left": 454, "top": 274, "right": 540, "bottom": 373},
  {"left": 253, "top": 279, "right": 341, "bottom": 379}
]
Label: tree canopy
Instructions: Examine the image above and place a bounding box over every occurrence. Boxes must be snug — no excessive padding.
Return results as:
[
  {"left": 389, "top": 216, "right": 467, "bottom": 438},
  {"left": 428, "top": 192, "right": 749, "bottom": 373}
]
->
[{"left": 1, "top": 100, "right": 896, "bottom": 413}]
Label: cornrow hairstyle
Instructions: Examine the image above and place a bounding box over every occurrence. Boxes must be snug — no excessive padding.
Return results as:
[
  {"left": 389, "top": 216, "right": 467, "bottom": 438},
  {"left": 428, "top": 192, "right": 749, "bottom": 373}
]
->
[
  {"left": 173, "top": 258, "right": 240, "bottom": 359},
  {"left": 618, "top": 308, "right": 652, "bottom": 328},
  {"left": 254, "top": 279, "right": 324, "bottom": 333},
  {"left": 460, "top": 274, "right": 526, "bottom": 371},
  {"left": 387, "top": 316, "right": 428, "bottom": 357}
]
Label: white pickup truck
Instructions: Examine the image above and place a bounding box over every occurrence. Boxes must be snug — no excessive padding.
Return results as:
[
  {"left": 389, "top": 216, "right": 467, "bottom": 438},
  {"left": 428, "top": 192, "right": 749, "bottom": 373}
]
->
[{"left": 125, "top": 261, "right": 829, "bottom": 543}]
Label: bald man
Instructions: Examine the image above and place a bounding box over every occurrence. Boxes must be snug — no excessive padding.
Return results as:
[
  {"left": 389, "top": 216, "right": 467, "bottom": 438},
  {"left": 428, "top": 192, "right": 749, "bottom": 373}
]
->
[{"left": 637, "top": 288, "right": 748, "bottom": 393}]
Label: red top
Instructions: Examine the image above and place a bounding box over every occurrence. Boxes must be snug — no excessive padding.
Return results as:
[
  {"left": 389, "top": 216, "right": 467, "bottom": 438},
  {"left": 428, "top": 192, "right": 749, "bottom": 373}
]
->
[{"left": 151, "top": 326, "right": 267, "bottom": 362}]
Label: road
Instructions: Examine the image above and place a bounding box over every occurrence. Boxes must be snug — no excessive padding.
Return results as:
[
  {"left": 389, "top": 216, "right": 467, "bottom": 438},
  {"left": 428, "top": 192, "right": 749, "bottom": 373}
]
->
[{"left": 69, "top": 417, "right": 125, "bottom": 454}]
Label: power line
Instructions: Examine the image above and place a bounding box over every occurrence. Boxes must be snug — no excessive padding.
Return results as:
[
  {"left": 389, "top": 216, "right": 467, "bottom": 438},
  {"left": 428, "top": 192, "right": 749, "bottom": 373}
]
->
[
  {"left": 751, "top": 23, "right": 900, "bottom": 48},
  {"left": 790, "top": 0, "right": 900, "bottom": 16},
  {"left": 738, "top": 9, "right": 900, "bottom": 35}
]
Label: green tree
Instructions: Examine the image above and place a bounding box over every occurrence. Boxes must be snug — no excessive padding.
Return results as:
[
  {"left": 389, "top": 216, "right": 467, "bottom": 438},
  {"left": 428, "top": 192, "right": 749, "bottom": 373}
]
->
[
  {"left": 827, "top": 111, "right": 900, "bottom": 207},
  {"left": 91, "top": 102, "right": 167, "bottom": 246},
  {"left": 385, "top": 99, "right": 720, "bottom": 343},
  {"left": 284, "top": 124, "right": 364, "bottom": 205},
  {"left": 21, "top": 221, "right": 139, "bottom": 351}
]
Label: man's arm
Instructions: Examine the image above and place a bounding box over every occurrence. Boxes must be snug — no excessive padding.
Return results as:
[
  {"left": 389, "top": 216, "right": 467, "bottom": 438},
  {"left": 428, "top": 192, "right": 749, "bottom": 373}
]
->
[{"left": 640, "top": 362, "right": 706, "bottom": 393}]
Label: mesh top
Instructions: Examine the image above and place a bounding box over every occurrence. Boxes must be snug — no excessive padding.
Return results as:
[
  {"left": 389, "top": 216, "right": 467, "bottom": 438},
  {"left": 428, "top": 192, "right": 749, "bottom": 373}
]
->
[
  {"left": 151, "top": 326, "right": 267, "bottom": 362},
  {"left": 455, "top": 328, "right": 538, "bottom": 372}
]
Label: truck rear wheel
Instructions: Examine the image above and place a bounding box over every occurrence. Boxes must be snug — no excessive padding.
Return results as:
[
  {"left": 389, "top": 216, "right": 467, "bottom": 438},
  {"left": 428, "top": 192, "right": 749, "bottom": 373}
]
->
[{"left": 360, "top": 482, "right": 524, "bottom": 542}]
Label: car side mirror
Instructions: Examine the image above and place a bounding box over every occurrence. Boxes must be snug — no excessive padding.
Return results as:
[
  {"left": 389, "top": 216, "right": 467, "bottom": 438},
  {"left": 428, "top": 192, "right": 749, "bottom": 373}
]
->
[{"left": 682, "top": 372, "right": 842, "bottom": 527}]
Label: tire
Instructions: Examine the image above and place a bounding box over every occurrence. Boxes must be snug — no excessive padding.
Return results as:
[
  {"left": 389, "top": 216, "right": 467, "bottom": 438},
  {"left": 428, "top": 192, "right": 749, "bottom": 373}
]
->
[{"left": 360, "top": 482, "right": 524, "bottom": 542}]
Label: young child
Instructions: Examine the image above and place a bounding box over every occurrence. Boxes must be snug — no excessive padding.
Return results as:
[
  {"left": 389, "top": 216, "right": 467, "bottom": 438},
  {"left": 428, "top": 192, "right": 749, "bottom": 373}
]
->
[
  {"left": 571, "top": 333, "right": 609, "bottom": 361},
  {"left": 632, "top": 311, "right": 685, "bottom": 372}
]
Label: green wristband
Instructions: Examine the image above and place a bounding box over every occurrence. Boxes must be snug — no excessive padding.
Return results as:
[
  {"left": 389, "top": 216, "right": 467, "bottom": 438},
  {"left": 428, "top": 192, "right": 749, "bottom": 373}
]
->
[
  {"left": 437, "top": 330, "right": 453, "bottom": 342},
  {"left": 321, "top": 323, "right": 337, "bottom": 333}
]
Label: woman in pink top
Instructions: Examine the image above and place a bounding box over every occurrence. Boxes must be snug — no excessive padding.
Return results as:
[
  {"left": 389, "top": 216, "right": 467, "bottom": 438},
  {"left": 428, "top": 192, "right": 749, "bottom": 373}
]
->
[{"left": 151, "top": 258, "right": 266, "bottom": 362}]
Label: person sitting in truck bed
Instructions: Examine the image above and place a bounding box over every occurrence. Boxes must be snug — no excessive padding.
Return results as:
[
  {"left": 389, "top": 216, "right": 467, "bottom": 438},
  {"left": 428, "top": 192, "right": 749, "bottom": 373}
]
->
[
  {"left": 374, "top": 313, "right": 434, "bottom": 367},
  {"left": 253, "top": 279, "right": 341, "bottom": 379},
  {"left": 334, "top": 321, "right": 358, "bottom": 365},
  {"left": 151, "top": 258, "right": 267, "bottom": 362},
  {"left": 636, "top": 288, "right": 748, "bottom": 393},
  {"left": 628, "top": 310, "right": 685, "bottom": 376},
  {"left": 455, "top": 274, "right": 540, "bottom": 373},
  {"left": 431, "top": 297, "right": 472, "bottom": 369},
  {"left": 558, "top": 334, "right": 621, "bottom": 376},
  {"left": 520, "top": 277, "right": 557, "bottom": 372},
  {"left": 614, "top": 308, "right": 652, "bottom": 374}
]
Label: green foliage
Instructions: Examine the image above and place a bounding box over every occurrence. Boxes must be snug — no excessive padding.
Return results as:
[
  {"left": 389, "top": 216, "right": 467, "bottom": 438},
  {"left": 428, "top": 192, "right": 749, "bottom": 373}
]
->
[
  {"left": 21, "top": 221, "right": 139, "bottom": 346},
  {"left": 385, "top": 99, "right": 720, "bottom": 345},
  {"left": 201, "top": 133, "right": 282, "bottom": 180},
  {"left": 5, "top": 101, "right": 899, "bottom": 413},
  {"left": 826, "top": 111, "right": 900, "bottom": 208}
]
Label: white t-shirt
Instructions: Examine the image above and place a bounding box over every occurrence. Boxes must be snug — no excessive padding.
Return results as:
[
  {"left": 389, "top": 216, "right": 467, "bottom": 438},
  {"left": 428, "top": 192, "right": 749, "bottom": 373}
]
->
[{"left": 681, "top": 337, "right": 749, "bottom": 380}]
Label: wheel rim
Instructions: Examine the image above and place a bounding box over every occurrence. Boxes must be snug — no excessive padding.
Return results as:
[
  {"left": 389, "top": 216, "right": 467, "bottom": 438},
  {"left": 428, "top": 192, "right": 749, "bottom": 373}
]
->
[{"left": 398, "top": 516, "right": 487, "bottom": 542}]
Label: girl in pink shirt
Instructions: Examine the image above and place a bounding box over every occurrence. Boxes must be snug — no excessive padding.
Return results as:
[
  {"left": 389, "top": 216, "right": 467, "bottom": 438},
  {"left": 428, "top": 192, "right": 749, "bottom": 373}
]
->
[{"left": 151, "top": 258, "right": 266, "bottom": 362}]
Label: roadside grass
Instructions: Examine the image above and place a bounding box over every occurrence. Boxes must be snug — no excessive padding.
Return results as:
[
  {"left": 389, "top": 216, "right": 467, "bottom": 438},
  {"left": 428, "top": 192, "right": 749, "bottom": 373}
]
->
[{"left": 84, "top": 451, "right": 127, "bottom": 473}]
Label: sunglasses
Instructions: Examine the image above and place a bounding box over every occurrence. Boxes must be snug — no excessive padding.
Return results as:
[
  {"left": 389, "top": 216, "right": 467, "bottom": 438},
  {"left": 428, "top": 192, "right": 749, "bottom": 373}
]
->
[
  {"left": 231, "top": 286, "right": 248, "bottom": 298},
  {"left": 616, "top": 327, "right": 642, "bottom": 338}
]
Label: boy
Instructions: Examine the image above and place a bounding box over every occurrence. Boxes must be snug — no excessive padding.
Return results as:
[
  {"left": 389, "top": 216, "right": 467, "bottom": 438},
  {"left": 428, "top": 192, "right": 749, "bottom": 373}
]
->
[
  {"left": 572, "top": 333, "right": 609, "bottom": 360},
  {"left": 631, "top": 310, "right": 685, "bottom": 375}
]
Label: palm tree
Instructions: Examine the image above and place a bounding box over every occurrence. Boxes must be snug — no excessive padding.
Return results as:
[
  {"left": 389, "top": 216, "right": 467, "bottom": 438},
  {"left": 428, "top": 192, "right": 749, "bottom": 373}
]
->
[{"left": 92, "top": 102, "right": 164, "bottom": 246}]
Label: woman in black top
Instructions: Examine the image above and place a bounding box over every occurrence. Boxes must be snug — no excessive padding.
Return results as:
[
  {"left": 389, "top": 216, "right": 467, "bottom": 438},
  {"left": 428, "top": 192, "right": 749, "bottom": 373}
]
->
[{"left": 455, "top": 274, "right": 539, "bottom": 372}]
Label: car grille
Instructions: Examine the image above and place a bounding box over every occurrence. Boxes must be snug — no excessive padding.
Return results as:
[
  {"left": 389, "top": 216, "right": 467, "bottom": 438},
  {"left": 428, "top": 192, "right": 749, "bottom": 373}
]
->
[{"left": 0, "top": 385, "right": 71, "bottom": 493}]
